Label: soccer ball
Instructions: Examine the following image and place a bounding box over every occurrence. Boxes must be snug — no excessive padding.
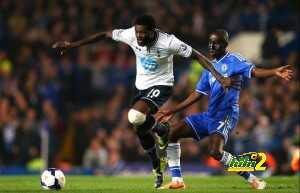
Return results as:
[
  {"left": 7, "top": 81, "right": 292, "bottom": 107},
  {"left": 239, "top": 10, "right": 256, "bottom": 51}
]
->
[{"left": 40, "top": 168, "right": 66, "bottom": 190}]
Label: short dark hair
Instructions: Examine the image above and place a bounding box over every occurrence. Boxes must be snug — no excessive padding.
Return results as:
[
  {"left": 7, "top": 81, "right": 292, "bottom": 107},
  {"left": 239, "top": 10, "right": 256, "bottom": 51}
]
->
[
  {"left": 134, "top": 14, "right": 156, "bottom": 30},
  {"left": 213, "top": 29, "right": 229, "bottom": 45}
]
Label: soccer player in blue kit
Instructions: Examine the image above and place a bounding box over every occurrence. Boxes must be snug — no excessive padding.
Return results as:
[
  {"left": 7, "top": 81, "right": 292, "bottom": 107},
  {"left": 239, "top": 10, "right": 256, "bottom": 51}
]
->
[{"left": 156, "top": 29, "right": 293, "bottom": 189}]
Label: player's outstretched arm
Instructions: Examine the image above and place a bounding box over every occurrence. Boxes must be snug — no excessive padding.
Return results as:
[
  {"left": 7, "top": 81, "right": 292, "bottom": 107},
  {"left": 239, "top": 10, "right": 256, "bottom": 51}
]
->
[
  {"left": 52, "top": 31, "right": 112, "bottom": 55},
  {"left": 190, "top": 49, "right": 235, "bottom": 89},
  {"left": 252, "top": 65, "right": 293, "bottom": 81},
  {"left": 157, "top": 91, "right": 202, "bottom": 122}
]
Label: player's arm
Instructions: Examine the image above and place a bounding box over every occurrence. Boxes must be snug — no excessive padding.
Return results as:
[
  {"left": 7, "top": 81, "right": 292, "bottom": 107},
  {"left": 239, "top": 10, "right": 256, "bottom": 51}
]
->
[
  {"left": 190, "top": 49, "right": 235, "bottom": 89},
  {"left": 156, "top": 91, "right": 202, "bottom": 122},
  {"left": 52, "top": 31, "right": 112, "bottom": 55},
  {"left": 170, "top": 36, "right": 238, "bottom": 89},
  {"left": 251, "top": 65, "right": 293, "bottom": 81}
]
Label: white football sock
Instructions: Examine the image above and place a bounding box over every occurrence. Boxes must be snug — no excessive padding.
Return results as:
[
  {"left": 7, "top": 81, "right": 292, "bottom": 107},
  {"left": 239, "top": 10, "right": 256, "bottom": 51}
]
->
[
  {"left": 167, "top": 143, "right": 183, "bottom": 182},
  {"left": 220, "top": 151, "right": 234, "bottom": 166}
]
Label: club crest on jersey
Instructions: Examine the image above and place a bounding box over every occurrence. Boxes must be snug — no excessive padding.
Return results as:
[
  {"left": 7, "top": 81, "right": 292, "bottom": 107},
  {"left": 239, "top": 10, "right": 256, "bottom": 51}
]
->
[{"left": 221, "top": 63, "right": 228, "bottom": 73}]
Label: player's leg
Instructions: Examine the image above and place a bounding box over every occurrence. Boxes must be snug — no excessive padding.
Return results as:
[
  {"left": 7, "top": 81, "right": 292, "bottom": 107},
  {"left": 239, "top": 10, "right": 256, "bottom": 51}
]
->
[
  {"left": 209, "top": 134, "right": 252, "bottom": 178},
  {"left": 128, "top": 86, "right": 172, "bottom": 188},
  {"left": 208, "top": 132, "right": 266, "bottom": 189},
  {"left": 130, "top": 85, "right": 173, "bottom": 140},
  {"left": 166, "top": 120, "right": 195, "bottom": 188},
  {"left": 128, "top": 100, "right": 163, "bottom": 188},
  {"left": 139, "top": 86, "right": 173, "bottom": 148},
  {"left": 161, "top": 116, "right": 203, "bottom": 189}
]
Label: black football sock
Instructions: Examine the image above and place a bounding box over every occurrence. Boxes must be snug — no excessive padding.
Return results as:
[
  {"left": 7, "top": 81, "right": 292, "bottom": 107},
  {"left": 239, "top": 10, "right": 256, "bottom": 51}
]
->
[
  {"left": 146, "top": 145, "right": 160, "bottom": 171},
  {"left": 136, "top": 130, "right": 160, "bottom": 170}
]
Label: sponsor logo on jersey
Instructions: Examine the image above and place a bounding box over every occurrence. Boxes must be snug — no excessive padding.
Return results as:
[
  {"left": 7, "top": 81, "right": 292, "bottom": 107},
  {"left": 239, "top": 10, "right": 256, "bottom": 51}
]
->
[{"left": 140, "top": 57, "right": 159, "bottom": 72}]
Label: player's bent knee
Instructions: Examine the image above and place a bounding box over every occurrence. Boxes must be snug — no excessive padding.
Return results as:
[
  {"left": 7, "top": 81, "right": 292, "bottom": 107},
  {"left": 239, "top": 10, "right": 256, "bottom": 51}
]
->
[{"left": 128, "top": 109, "right": 146, "bottom": 126}]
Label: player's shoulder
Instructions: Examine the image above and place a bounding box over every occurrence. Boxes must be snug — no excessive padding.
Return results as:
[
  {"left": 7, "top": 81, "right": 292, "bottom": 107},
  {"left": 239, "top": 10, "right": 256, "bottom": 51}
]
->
[
  {"left": 113, "top": 26, "right": 134, "bottom": 33},
  {"left": 156, "top": 29, "right": 173, "bottom": 39},
  {"left": 226, "top": 52, "right": 248, "bottom": 63},
  {"left": 123, "top": 26, "right": 135, "bottom": 34},
  {"left": 158, "top": 29, "right": 184, "bottom": 44},
  {"left": 156, "top": 29, "right": 174, "bottom": 44}
]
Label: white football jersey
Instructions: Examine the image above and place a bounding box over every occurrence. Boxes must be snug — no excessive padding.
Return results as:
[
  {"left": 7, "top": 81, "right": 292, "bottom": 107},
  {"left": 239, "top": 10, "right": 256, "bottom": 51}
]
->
[{"left": 112, "top": 27, "right": 192, "bottom": 90}]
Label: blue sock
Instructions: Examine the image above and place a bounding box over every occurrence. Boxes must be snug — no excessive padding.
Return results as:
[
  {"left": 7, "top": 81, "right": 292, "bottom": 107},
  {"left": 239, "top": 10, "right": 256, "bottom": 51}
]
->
[
  {"left": 237, "top": 171, "right": 251, "bottom": 180},
  {"left": 170, "top": 166, "right": 182, "bottom": 177}
]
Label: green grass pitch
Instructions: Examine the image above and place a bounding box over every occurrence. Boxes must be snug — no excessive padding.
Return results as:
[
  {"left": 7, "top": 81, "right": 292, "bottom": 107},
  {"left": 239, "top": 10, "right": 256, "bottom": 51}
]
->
[{"left": 0, "top": 175, "right": 298, "bottom": 193}]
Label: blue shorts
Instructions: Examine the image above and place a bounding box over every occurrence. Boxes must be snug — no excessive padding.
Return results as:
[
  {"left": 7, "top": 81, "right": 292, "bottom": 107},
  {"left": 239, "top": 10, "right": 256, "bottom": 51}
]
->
[{"left": 184, "top": 112, "right": 238, "bottom": 144}]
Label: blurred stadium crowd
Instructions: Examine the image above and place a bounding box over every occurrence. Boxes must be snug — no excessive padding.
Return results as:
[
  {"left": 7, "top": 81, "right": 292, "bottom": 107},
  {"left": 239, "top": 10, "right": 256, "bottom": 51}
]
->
[{"left": 0, "top": 0, "right": 299, "bottom": 175}]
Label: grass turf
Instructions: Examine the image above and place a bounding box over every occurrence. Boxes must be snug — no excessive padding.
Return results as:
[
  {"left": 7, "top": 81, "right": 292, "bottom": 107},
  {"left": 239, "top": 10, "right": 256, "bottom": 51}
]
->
[{"left": 0, "top": 175, "right": 298, "bottom": 193}]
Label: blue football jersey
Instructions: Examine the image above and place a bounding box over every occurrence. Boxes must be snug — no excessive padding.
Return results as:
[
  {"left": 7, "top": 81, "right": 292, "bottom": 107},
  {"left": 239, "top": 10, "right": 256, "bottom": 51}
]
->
[{"left": 196, "top": 52, "right": 255, "bottom": 119}]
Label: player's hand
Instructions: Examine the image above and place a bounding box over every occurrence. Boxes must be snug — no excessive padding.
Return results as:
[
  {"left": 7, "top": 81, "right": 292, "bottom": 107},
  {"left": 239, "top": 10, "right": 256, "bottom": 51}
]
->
[
  {"left": 275, "top": 65, "right": 293, "bottom": 81},
  {"left": 156, "top": 109, "right": 175, "bottom": 123},
  {"left": 220, "top": 76, "right": 241, "bottom": 91},
  {"left": 52, "top": 41, "right": 72, "bottom": 55}
]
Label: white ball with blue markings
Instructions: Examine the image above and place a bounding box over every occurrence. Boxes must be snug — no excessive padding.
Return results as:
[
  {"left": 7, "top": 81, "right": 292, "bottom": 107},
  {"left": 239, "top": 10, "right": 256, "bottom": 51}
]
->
[{"left": 40, "top": 168, "right": 65, "bottom": 190}]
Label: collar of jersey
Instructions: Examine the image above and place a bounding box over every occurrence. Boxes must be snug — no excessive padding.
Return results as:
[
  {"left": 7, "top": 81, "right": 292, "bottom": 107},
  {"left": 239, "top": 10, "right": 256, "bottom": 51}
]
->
[{"left": 212, "top": 52, "right": 229, "bottom": 64}]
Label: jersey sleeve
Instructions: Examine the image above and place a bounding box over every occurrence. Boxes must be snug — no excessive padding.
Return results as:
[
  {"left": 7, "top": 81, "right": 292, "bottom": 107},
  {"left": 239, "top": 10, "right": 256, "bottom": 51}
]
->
[
  {"left": 233, "top": 54, "right": 255, "bottom": 79},
  {"left": 112, "top": 27, "right": 135, "bottom": 45},
  {"left": 195, "top": 70, "right": 210, "bottom": 95},
  {"left": 169, "top": 35, "right": 192, "bottom": 58}
]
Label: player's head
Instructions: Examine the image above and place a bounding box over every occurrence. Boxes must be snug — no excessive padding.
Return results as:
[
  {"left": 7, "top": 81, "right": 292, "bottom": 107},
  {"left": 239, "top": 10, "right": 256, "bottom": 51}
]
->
[
  {"left": 208, "top": 29, "right": 229, "bottom": 59},
  {"left": 134, "top": 14, "right": 156, "bottom": 46}
]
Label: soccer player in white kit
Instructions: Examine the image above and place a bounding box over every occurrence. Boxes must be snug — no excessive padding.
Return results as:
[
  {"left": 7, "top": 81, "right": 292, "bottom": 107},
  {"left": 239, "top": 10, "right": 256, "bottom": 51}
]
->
[{"left": 53, "top": 15, "right": 236, "bottom": 188}]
